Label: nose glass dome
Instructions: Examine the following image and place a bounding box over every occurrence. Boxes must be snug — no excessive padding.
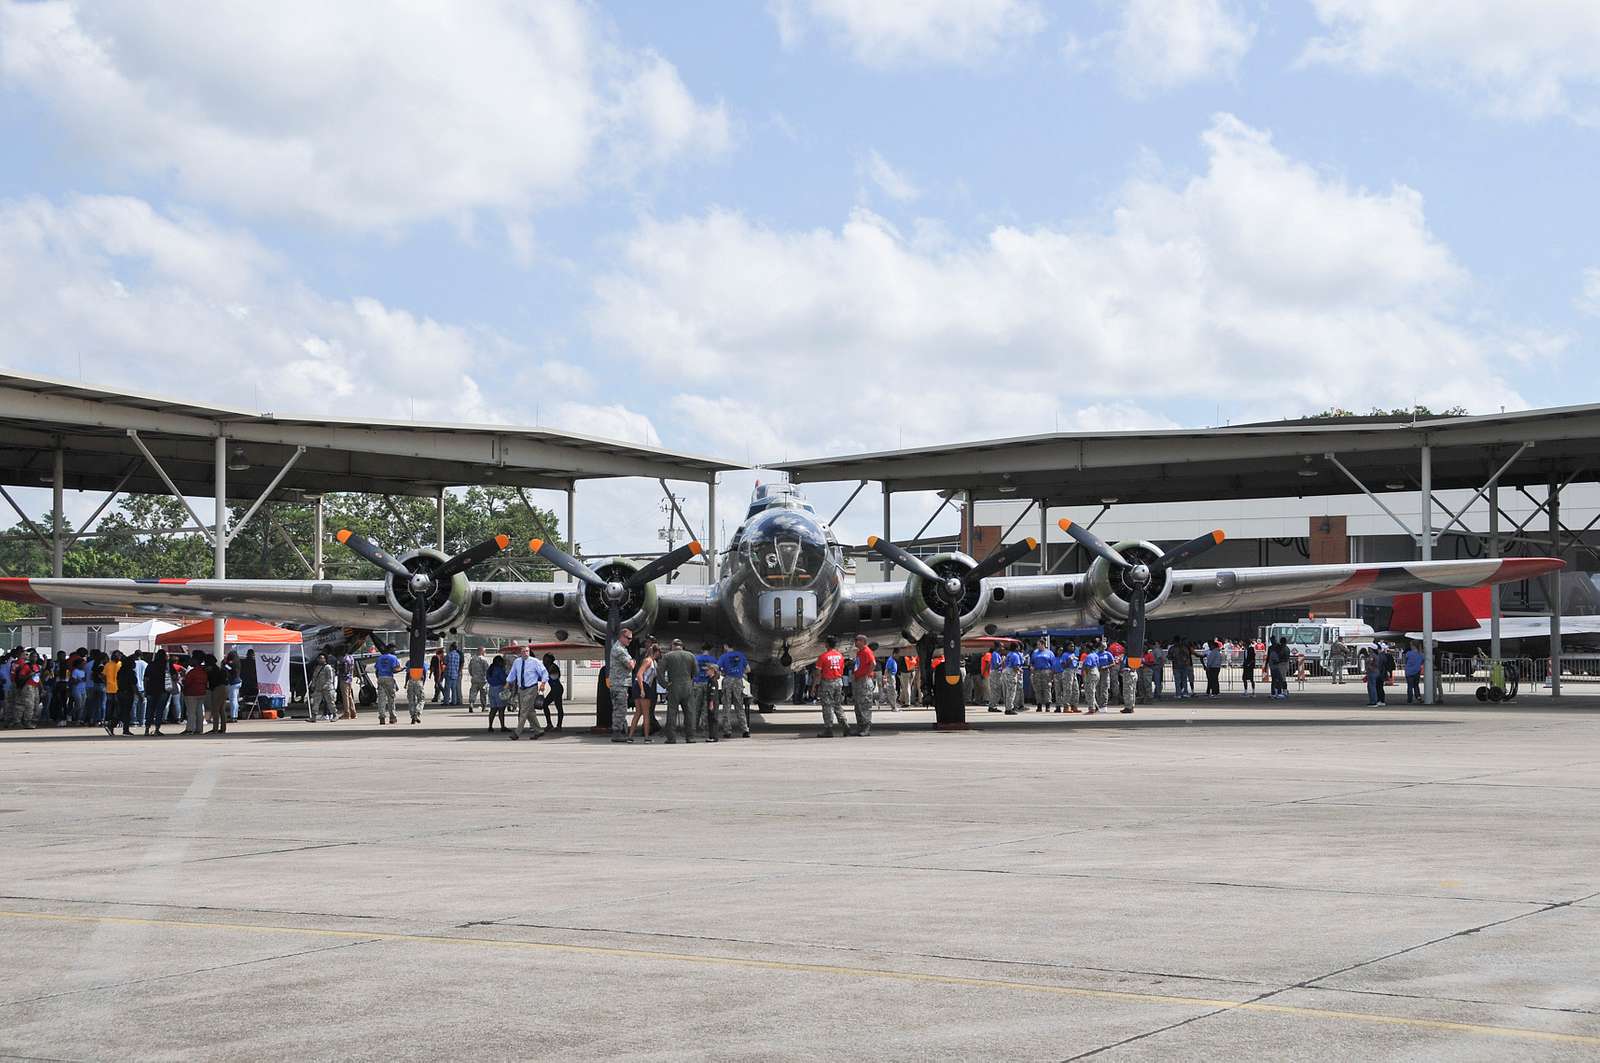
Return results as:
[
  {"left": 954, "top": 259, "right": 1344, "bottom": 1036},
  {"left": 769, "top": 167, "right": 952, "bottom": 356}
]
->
[{"left": 744, "top": 510, "right": 828, "bottom": 588}]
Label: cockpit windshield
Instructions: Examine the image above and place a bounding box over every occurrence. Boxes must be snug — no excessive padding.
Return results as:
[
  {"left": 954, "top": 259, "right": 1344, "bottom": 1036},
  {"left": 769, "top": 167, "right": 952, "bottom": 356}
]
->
[{"left": 742, "top": 509, "right": 829, "bottom": 589}]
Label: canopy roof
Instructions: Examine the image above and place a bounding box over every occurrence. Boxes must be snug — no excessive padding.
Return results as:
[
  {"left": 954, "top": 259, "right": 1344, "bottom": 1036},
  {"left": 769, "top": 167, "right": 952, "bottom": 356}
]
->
[
  {"left": 0, "top": 370, "right": 740, "bottom": 501},
  {"left": 156, "top": 618, "right": 303, "bottom": 646},
  {"left": 106, "top": 619, "right": 178, "bottom": 642},
  {"left": 771, "top": 406, "right": 1600, "bottom": 505}
]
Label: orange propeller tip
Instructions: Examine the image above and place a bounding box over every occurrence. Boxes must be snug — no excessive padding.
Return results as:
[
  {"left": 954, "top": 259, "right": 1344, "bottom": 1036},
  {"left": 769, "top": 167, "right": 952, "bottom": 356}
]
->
[
  {"left": 1024, "top": 537, "right": 1038, "bottom": 549},
  {"left": 1212, "top": 530, "right": 1226, "bottom": 543},
  {"left": 1058, "top": 518, "right": 1073, "bottom": 531},
  {"left": 335, "top": 529, "right": 352, "bottom": 544},
  {"left": 1128, "top": 660, "right": 1142, "bottom": 669},
  {"left": 528, "top": 538, "right": 544, "bottom": 552},
  {"left": 945, "top": 674, "right": 961, "bottom": 685},
  {"left": 494, "top": 534, "right": 510, "bottom": 549},
  {"left": 866, "top": 534, "right": 879, "bottom": 547},
  {"left": 688, "top": 541, "right": 703, "bottom": 555}
]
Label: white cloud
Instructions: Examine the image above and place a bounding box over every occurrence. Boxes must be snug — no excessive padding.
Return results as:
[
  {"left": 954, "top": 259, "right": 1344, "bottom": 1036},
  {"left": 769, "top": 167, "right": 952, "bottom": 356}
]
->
[
  {"left": 771, "top": 0, "right": 1047, "bottom": 67},
  {"left": 1109, "top": 0, "right": 1255, "bottom": 93},
  {"left": 0, "top": 1, "right": 729, "bottom": 230},
  {"left": 593, "top": 113, "right": 1552, "bottom": 456},
  {"left": 0, "top": 194, "right": 516, "bottom": 420},
  {"left": 1579, "top": 267, "right": 1600, "bottom": 318},
  {"left": 861, "top": 150, "right": 921, "bottom": 202},
  {"left": 1303, "top": 0, "right": 1600, "bottom": 120}
]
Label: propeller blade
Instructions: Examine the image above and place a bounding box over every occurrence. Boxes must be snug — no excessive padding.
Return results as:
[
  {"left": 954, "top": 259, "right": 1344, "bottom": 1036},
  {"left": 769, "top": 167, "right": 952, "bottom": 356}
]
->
[
  {"left": 1058, "top": 519, "right": 1129, "bottom": 569},
  {"left": 335, "top": 529, "right": 411, "bottom": 580},
  {"left": 967, "top": 537, "right": 1038, "bottom": 583},
  {"left": 942, "top": 599, "right": 964, "bottom": 686},
  {"left": 1157, "top": 529, "right": 1226, "bottom": 572},
  {"left": 866, "top": 535, "right": 942, "bottom": 583},
  {"left": 529, "top": 538, "right": 606, "bottom": 588},
  {"left": 625, "top": 541, "right": 703, "bottom": 589},
  {"left": 1125, "top": 587, "right": 1147, "bottom": 668},
  {"left": 433, "top": 533, "right": 510, "bottom": 580},
  {"left": 406, "top": 594, "right": 429, "bottom": 682}
]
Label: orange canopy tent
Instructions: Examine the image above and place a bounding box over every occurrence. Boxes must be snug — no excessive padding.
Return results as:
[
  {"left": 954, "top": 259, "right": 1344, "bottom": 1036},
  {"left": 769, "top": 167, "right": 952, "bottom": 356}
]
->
[{"left": 156, "top": 618, "right": 303, "bottom": 647}]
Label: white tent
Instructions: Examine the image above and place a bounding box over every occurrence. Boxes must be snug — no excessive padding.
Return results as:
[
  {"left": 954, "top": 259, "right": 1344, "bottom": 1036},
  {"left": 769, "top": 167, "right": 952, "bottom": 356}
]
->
[{"left": 105, "top": 619, "right": 178, "bottom": 652}]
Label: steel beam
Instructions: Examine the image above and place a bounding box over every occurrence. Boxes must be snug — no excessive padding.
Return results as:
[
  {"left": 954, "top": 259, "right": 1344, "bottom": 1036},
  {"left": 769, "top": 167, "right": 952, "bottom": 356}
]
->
[
  {"left": 127, "top": 430, "right": 214, "bottom": 545},
  {"left": 706, "top": 476, "right": 718, "bottom": 583},
  {"left": 1325, "top": 452, "right": 1419, "bottom": 542},
  {"left": 0, "top": 487, "right": 50, "bottom": 548},
  {"left": 827, "top": 480, "right": 868, "bottom": 527},
  {"left": 313, "top": 496, "right": 325, "bottom": 580},
  {"left": 658, "top": 479, "right": 701, "bottom": 543},
  {"left": 64, "top": 463, "right": 138, "bottom": 550},
  {"left": 225, "top": 446, "right": 306, "bottom": 547},
  {"left": 213, "top": 435, "right": 227, "bottom": 659},
  {"left": 567, "top": 485, "right": 577, "bottom": 585},
  {"left": 908, "top": 493, "right": 954, "bottom": 545},
  {"left": 1489, "top": 481, "right": 1500, "bottom": 661},
  {"left": 1047, "top": 503, "right": 1111, "bottom": 574}
]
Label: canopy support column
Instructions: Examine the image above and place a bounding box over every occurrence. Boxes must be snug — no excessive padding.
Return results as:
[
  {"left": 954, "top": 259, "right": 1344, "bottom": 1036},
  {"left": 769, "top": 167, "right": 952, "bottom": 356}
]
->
[
  {"left": 705, "top": 476, "right": 717, "bottom": 583},
  {"left": 436, "top": 489, "right": 446, "bottom": 552},
  {"left": 882, "top": 482, "right": 892, "bottom": 582},
  {"left": 1550, "top": 476, "right": 1562, "bottom": 698},
  {"left": 1488, "top": 481, "right": 1500, "bottom": 662},
  {"left": 566, "top": 485, "right": 577, "bottom": 584},
  {"left": 50, "top": 447, "right": 63, "bottom": 654},
  {"left": 214, "top": 435, "right": 227, "bottom": 660},
  {"left": 313, "top": 495, "right": 325, "bottom": 580},
  {"left": 1421, "top": 445, "right": 1434, "bottom": 705}
]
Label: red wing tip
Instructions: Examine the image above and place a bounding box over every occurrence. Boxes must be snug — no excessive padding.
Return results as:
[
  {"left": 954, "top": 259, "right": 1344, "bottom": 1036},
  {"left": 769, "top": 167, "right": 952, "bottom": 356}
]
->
[
  {"left": 0, "top": 578, "right": 45, "bottom": 604},
  {"left": 1497, "top": 557, "right": 1565, "bottom": 579}
]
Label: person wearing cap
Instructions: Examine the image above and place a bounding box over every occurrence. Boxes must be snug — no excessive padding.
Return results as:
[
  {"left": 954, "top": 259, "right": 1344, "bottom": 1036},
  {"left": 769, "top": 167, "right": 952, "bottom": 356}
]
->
[
  {"left": 851, "top": 635, "right": 876, "bottom": 736},
  {"left": 373, "top": 644, "right": 401, "bottom": 725},
  {"left": 815, "top": 636, "right": 848, "bottom": 737},
  {"left": 659, "top": 638, "right": 699, "bottom": 744},
  {"left": 1029, "top": 640, "right": 1056, "bottom": 712}
]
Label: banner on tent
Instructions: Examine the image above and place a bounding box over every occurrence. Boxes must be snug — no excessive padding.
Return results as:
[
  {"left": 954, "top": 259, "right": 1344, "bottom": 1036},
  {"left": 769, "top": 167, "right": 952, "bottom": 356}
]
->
[{"left": 255, "top": 647, "right": 292, "bottom": 697}]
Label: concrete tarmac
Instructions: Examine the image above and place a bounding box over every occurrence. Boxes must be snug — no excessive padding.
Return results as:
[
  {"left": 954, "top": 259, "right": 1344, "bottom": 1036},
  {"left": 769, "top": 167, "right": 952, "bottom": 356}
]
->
[{"left": 2, "top": 690, "right": 1598, "bottom": 1060}]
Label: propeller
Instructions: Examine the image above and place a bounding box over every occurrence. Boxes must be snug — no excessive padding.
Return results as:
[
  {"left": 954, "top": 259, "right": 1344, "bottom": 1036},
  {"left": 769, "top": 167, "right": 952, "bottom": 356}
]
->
[
  {"left": 1058, "top": 519, "right": 1225, "bottom": 668},
  {"left": 335, "top": 530, "right": 511, "bottom": 680},
  {"left": 868, "top": 535, "right": 1038, "bottom": 687},
  {"left": 529, "top": 538, "right": 702, "bottom": 686}
]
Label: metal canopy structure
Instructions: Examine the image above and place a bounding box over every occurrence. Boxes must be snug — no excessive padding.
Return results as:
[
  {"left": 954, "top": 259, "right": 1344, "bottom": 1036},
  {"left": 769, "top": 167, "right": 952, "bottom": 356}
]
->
[
  {"left": 0, "top": 370, "right": 740, "bottom": 655},
  {"left": 773, "top": 404, "right": 1600, "bottom": 702},
  {"left": 770, "top": 407, "right": 1600, "bottom": 504},
  {"left": 0, "top": 371, "right": 735, "bottom": 500}
]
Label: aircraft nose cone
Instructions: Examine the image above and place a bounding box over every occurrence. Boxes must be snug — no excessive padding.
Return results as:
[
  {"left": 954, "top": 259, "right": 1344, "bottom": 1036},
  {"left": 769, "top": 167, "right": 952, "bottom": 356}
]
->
[
  {"left": 1130, "top": 563, "right": 1151, "bottom": 587},
  {"left": 408, "top": 573, "right": 431, "bottom": 595},
  {"left": 605, "top": 581, "right": 626, "bottom": 601}
]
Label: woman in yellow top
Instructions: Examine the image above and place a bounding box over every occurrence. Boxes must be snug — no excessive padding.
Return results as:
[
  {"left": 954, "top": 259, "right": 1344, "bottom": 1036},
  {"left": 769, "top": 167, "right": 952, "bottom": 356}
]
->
[{"left": 102, "top": 651, "right": 126, "bottom": 736}]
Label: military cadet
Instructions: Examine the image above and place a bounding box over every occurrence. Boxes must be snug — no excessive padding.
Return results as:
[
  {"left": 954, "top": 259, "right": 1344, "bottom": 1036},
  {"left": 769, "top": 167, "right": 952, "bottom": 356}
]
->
[
  {"left": 373, "top": 644, "right": 401, "bottom": 725},
  {"left": 1002, "top": 644, "right": 1024, "bottom": 714},
  {"left": 717, "top": 642, "right": 750, "bottom": 739},
  {"left": 467, "top": 647, "right": 489, "bottom": 711},
  {"left": 659, "top": 638, "right": 699, "bottom": 744},
  {"left": 607, "top": 628, "right": 635, "bottom": 743},
  {"left": 815, "top": 636, "right": 849, "bottom": 737},
  {"left": 13, "top": 650, "right": 41, "bottom": 729},
  {"left": 692, "top": 643, "right": 718, "bottom": 741},
  {"left": 1329, "top": 638, "right": 1348, "bottom": 684},
  {"left": 984, "top": 646, "right": 1004, "bottom": 713},
  {"left": 880, "top": 650, "right": 899, "bottom": 711},
  {"left": 506, "top": 646, "right": 550, "bottom": 740},
  {"left": 1120, "top": 647, "right": 1138, "bottom": 714},
  {"left": 1058, "top": 643, "right": 1081, "bottom": 712},
  {"left": 405, "top": 662, "right": 426, "bottom": 724},
  {"left": 850, "top": 634, "right": 876, "bottom": 736},
  {"left": 1081, "top": 639, "right": 1103, "bottom": 713},
  {"left": 1095, "top": 642, "right": 1115, "bottom": 713},
  {"left": 307, "top": 653, "right": 338, "bottom": 722},
  {"left": 1029, "top": 640, "right": 1056, "bottom": 712}
]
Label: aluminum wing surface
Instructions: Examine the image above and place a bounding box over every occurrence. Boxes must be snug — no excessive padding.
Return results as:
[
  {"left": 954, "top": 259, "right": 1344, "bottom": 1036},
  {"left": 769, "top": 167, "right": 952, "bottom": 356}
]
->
[
  {"left": 0, "top": 577, "right": 586, "bottom": 642},
  {"left": 971, "top": 557, "right": 1562, "bottom": 630}
]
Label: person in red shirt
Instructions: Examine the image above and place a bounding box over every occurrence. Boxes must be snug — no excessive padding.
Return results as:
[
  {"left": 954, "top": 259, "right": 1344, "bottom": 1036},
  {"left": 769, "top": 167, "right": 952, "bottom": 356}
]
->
[
  {"left": 815, "top": 636, "right": 848, "bottom": 738},
  {"left": 181, "top": 655, "right": 210, "bottom": 735},
  {"left": 851, "top": 635, "right": 876, "bottom": 737}
]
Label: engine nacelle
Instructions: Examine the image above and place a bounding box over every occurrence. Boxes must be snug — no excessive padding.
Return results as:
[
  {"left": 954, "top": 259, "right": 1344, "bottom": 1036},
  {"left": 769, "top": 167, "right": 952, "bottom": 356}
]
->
[
  {"left": 576, "top": 557, "right": 660, "bottom": 642},
  {"left": 902, "top": 551, "right": 992, "bottom": 636},
  {"left": 1084, "top": 540, "right": 1175, "bottom": 622},
  {"left": 382, "top": 548, "right": 473, "bottom": 634}
]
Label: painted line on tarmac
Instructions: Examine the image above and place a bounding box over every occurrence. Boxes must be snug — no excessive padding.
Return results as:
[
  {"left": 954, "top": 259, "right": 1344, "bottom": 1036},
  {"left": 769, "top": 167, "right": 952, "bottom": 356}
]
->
[{"left": 1, "top": 909, "right": 1596, "bottom": 1047}]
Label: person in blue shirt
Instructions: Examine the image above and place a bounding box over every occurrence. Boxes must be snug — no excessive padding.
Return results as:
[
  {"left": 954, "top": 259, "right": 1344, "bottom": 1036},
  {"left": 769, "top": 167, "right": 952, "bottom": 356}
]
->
[
  {"left": 880, "top": 651, "right": 899, "bottom": 711},
  {"left": 985, "top": 648, "right": 1006, "bottom": 713},
  {"left": 505, "top": 648, "right": 550, "bottom": 739},
  {"left": 693, "top": 645, "right": 720, "bottom": 741},
  {"left": 717, "top": 643, "right": 749, "bottom": 738},
  {"left": 445, "top": 643, "right": 463, "bottom": 706},
  {"left": 1029, "top": 640, "right": 1057, "bottom": 712},
  {"left": 1402, "top": 642, "right": 1425, "bottom": 703},
  {"left": 1057, "top": 644, "right": 1081, "bottom": 713},
  {"left": 373, "top": 645, "right": 401, "bottom": 725},
  {"left": 1002, "top": 647, "right": 1025, "bottom": 714}
]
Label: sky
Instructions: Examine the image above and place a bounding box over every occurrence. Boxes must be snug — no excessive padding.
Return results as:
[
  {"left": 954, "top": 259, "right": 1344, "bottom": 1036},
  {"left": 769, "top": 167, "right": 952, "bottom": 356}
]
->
[{"left": 1, "top": 0, "right": 1597, "bottom": 553}]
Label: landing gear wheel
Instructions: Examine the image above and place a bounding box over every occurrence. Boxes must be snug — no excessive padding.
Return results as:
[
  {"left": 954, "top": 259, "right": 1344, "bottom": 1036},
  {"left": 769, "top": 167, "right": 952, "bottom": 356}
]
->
[{"left": 1475, "top": 686, "right": 1489, "bottom": 702}]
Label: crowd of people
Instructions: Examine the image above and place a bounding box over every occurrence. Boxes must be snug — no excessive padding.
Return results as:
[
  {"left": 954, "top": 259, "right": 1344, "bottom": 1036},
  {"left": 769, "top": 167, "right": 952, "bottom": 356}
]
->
[{"left": 0, "top": 645, "right": 258, "bottom": 734}]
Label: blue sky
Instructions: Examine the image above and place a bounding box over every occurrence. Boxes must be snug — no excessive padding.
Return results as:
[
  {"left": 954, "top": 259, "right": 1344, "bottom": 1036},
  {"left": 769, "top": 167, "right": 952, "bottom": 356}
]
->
[{"left": 1, "top": 1, "right": 1597, "bottom": 550}]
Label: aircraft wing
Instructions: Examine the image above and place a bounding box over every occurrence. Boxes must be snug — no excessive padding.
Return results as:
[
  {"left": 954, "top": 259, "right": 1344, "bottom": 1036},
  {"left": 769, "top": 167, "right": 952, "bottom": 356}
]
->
[
  {"left": 0, "top": 576, "right": 586, "bottom": 642},
  {"left": 975, "top": 557, "right": 1561, "bottom": 629},
  {"left": 1402, "top": 615, "right": 1600, "bottom": 643}
]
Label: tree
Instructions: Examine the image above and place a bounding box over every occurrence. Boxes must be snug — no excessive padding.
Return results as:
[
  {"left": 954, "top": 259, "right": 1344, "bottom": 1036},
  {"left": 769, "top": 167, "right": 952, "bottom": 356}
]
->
[{"left": 1306, "top": 405, "right": 1469, "bottom": 420}]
